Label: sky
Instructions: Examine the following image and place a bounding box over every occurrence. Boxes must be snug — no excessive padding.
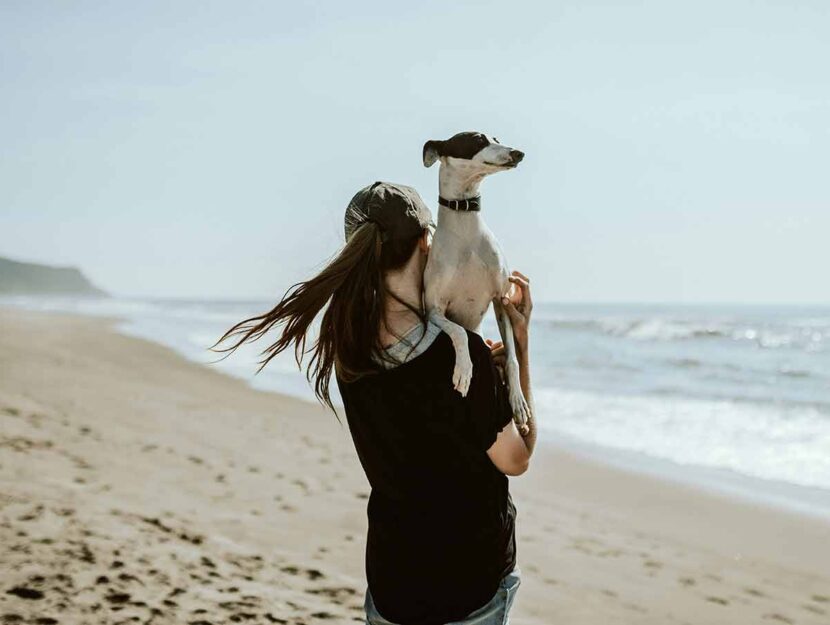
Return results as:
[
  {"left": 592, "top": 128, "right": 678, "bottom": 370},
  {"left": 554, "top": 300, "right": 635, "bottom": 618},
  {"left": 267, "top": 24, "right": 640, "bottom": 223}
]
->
[{"left": 1, "top": 0, "right": 828, "bottom": 304}]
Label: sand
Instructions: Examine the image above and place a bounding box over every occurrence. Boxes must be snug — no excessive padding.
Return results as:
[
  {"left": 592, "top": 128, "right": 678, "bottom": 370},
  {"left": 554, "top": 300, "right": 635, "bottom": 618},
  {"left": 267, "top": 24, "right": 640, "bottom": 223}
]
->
[{"left": 1, "top": 308, "right": 828, "bottom": 625}]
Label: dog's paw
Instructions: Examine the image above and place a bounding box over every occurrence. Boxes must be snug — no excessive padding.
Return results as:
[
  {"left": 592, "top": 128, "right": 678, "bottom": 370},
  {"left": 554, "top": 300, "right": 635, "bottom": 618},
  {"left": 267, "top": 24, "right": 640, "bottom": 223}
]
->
[
  {"left": 452, "top": 355, "right": 473, "bottom": 397},
  {"left": 510, "top": 389, "right": 531, "bottom": 427}
]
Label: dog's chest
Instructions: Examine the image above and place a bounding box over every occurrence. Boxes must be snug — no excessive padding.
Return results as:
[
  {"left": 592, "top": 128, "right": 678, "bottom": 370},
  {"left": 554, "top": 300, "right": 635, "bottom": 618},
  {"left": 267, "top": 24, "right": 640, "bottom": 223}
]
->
[{"left": 427, "top": 224, "right": 509, "bottom": 328}]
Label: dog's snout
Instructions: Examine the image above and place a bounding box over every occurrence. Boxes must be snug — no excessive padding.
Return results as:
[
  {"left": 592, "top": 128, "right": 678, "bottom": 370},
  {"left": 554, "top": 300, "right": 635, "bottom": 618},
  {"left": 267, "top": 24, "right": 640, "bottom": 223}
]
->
[{"left": 509, "top": 149, "right": 525, "bottom": 163}]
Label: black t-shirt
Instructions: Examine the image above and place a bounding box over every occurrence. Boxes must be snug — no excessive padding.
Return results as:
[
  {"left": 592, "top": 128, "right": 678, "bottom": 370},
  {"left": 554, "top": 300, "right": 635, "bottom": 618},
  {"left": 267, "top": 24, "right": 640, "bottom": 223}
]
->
[{"left": 336, "top": 329, "right": 517, "bottom": 625}]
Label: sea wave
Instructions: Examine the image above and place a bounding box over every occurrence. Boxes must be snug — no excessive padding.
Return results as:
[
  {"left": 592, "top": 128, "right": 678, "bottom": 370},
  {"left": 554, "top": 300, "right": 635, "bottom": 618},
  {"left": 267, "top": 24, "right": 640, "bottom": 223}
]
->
[
  {"left": 536, "top": 387, "right": 830, "bottom": 490},
  {"left": 543, "top": 314, "right": 829, "bottom": 350},
  {"left": 0, "top": 295, "right": 266, "bottom": 327}
]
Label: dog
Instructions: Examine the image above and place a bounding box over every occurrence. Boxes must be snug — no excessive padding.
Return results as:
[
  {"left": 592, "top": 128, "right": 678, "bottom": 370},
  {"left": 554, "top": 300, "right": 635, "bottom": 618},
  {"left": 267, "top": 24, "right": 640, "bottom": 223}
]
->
[{"left": 422, "top": 131, "right": 530, "bottom": 428}]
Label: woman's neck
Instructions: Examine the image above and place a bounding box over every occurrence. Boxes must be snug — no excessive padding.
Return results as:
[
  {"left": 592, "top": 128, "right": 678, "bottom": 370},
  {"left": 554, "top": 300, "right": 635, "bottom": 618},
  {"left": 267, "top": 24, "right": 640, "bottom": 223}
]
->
[{"left": 380, "top": 262, "right": 425, "bottom": 344}]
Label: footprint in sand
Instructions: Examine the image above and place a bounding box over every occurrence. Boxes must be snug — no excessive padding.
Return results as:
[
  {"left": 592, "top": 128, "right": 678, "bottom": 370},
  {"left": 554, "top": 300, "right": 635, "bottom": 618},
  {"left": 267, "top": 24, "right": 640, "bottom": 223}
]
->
[
  {"left": 6, "top": 586, "right": 44, "bottom": 600},
  {"left": 291, "top": 479, "right": 311, "bottom": 493},
  {"left": 104, "top": 591, "right": 131, "bottom": 604},
  {"left": 16, "top": 505, "right": 45, "bottom": 522},
  {"left": 217, "top": 599, "right": 258, "bottom": 611},
  {"left": 306, "top": 568, "right": 324, "bottom": 581},
  {"left": 802, "top": 603, "right": 826, "bottom": 615},
  {"left": 305, "top": 586, "right": 359, "bottom": 603},
  {"left": 279, "top": 565, "right": 325, "bottom": 582},
  {"left": 2, "top": 437, "right": 55, "bottom": 452}
]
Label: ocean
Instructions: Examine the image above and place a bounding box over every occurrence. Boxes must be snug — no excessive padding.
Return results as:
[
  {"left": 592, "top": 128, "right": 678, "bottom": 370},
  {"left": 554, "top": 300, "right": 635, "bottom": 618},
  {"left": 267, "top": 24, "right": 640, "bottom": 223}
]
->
[{"left": 3, "top": 295, "right": 829, "bottom": 518}]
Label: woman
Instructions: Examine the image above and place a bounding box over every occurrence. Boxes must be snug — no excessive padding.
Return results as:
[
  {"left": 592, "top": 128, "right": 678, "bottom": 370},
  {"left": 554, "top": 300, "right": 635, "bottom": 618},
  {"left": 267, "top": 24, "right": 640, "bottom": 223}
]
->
[{"left": 213, "top": 181, "right": 537, "bottom": 625}]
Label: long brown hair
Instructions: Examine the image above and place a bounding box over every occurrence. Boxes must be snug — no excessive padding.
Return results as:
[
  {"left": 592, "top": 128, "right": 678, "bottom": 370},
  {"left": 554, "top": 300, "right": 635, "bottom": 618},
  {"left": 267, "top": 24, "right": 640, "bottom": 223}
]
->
[{"left": 210, "top": 221, "right": 428, "bottom": 419}]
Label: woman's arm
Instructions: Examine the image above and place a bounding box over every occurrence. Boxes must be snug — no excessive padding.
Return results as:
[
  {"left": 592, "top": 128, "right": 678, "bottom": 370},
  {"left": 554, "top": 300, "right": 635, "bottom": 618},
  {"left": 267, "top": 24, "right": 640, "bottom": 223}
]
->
[
  {"left": 505, "top": 271, "right": 536, "bottom": 456},
  {"left": 485, "top": 270, "right": 537, "bottom": 471},
  {"left": 514, "top": 337, "right": 537, "bottom": 456}
]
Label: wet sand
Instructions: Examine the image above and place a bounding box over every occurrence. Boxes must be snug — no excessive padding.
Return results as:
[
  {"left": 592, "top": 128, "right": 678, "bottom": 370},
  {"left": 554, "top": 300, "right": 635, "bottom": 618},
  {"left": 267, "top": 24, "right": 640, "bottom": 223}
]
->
[{"left": 1, "top": 308, "right": 828, "bottom": 624}]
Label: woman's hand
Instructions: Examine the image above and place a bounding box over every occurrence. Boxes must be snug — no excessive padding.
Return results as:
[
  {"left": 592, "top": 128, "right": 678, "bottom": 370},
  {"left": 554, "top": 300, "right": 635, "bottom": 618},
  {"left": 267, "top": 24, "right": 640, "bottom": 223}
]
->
[
  {"left": 501, "top": 270, "right": 532, "bottom": 355},
  {"left": 484, "top": 339, "right": 506, "bottom": 383}
]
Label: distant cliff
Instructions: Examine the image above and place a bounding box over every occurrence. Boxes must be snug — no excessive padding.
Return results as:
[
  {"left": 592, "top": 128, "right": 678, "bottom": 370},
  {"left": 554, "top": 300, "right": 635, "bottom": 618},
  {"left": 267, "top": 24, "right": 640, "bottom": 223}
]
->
[{"left": 0, "top": 256, "right": 107, "bottom": 296}]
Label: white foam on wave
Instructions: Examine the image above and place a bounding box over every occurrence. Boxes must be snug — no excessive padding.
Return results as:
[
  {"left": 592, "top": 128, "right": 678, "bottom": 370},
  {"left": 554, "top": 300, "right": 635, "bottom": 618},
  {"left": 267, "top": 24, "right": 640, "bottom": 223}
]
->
[
  {"left": 602, "top": 317, "right": 730, "bottom": 341},
  {"left": 0, "top": 295, "right": 271, "bottom": 327},
  {"left": 535, "top": 387, "right": 830, "bottom": 490},
  {"left": 543, "top": 313, "right": 830, "bottom": 351},
  {"left": 0, "top": 294, "right": 162, "bottom": 317}
]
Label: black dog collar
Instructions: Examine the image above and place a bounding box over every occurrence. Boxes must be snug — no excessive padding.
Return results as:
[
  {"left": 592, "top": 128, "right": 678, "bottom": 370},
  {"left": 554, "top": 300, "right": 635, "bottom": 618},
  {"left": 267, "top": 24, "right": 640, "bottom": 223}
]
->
[{"left": 438, "top": 196, "right": 481, "bottom": 212}]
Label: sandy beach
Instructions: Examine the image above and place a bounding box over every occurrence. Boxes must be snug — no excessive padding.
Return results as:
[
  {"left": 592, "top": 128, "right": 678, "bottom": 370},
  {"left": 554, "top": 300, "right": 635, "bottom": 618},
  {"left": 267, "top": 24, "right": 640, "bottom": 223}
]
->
[{"left": 1, "top": 308, "right": 828, "bottom": 625}]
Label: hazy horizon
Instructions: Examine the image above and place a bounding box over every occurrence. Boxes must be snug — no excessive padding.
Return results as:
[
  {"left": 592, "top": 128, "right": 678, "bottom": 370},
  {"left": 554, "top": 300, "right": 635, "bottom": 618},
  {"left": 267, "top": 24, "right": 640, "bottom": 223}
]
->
[{"left": 2, "top": 1, "right": 829, "bottom": 305}]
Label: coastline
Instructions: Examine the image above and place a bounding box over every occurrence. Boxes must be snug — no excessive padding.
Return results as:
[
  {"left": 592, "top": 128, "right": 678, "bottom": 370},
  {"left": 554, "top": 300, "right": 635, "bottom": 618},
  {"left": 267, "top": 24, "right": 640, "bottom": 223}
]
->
[
  {"left": 103, "top": 298, "right": 830, "bottom": 522},
  {"left": 1, "top": 307, "right": 828, "bottom": 624},
  {"left": 4, "top": 295, "right": 828, "bottom": 509}
]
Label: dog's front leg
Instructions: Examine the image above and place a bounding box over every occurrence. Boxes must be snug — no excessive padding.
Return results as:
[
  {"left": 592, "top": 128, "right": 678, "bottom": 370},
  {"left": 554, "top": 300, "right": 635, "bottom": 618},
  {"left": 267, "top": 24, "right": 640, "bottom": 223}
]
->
[
  {"left": 428, "top": 307, "right": 474, "bottom": 397},
  {"left": 492, "top": 297, "right": 531, "bottom": 427}
]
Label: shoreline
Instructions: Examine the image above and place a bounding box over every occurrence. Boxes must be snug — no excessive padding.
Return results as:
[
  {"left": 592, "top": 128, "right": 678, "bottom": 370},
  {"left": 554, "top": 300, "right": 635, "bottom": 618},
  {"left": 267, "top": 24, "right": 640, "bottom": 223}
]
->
[
  {"left": 6, "top": 298, "right": 830, "bottom": 522},
  {"left": 546, "top": 431, "right": 830, "bottom": 523},
  {"left": 69, "top": 303, "right": 830, "bottom": 523},
  {"left": 3, "top": 296, "right": 828, "bottom": 519},
  {"left": 2, "top": 307, "right": 829, "bottom": 624},
  {"left": 5, "top": 301, "right": 830, "bottom": 520}
]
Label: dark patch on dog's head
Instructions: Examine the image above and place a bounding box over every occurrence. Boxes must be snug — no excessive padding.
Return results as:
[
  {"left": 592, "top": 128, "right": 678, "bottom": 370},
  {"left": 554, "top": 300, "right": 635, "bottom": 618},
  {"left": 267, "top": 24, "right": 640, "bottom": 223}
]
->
[
  {"left": 424, "top": 132, "right": 490, "bottom": 160},
  {"left": 423, "top": 132, "right": 494, "bottom": 167},
  {"left": 423, "top": 131, "right": 522, "bottom": 169}
]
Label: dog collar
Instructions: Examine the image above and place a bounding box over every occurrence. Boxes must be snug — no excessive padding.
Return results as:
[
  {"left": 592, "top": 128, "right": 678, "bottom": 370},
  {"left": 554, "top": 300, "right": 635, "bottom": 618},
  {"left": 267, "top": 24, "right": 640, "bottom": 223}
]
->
[{"left": 438, "top": 196, "right": 481, "bottom": 212}]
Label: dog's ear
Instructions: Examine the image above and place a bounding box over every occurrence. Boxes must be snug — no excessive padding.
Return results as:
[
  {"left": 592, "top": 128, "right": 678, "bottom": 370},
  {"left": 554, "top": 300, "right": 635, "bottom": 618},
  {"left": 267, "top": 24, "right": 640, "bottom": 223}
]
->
[{"left": 422, "top": 140, "right": 442, "bottom": 167}]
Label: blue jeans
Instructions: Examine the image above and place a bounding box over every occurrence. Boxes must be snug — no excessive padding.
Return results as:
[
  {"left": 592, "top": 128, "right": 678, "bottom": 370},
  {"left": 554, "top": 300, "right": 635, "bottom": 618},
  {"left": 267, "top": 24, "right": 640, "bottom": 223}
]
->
[{"left": 364, "top": 566, "right": 522, "bottom": 625}]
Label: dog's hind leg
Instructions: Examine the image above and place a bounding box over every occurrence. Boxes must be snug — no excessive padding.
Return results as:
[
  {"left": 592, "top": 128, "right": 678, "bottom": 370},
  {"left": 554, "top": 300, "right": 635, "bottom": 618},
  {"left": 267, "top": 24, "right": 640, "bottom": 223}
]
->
[
  {"left": 492, "top": 298, "right": 531, "bottom": 427},
  {"left": 428, "top": 307, "right": 474, "bottom": 397}
]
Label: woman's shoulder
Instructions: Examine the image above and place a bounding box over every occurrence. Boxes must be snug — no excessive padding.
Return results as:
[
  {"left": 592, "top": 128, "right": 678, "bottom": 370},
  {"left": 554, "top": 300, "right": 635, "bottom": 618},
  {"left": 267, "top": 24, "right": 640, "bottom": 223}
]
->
[
  {"left": 429, "top": 328, "right": 490, "bottom": 361},
  {"left": 337, "top": 328, "right": 490, "bottom": 390},
  {"left": 425, "top": 328, "right": 489, "bottom": 358}
]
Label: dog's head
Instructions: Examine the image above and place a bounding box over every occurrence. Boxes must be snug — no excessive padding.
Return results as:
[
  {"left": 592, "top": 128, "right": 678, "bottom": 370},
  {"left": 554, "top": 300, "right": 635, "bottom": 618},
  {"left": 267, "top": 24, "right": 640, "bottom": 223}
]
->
[{"left": 422, "top": 131, "right": 524, "bottom": 174}]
